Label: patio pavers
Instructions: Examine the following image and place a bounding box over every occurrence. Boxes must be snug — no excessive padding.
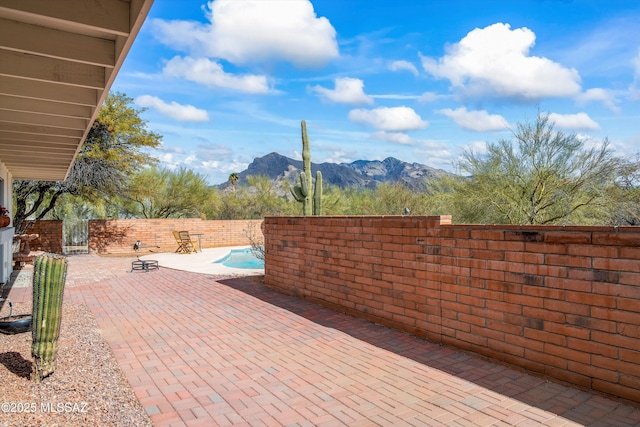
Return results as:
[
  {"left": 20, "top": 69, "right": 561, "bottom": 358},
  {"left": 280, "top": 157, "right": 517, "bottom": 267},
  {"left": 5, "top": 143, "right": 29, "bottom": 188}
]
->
[{"left": 5, "top": 255, "right": 640, "bottom": 426}]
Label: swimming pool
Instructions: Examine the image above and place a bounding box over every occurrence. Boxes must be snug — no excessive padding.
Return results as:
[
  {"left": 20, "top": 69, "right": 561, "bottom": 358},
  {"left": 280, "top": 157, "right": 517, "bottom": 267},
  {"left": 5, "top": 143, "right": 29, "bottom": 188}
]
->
[{"left": 213, "top": 247, "right": 264, "bottom": 269}]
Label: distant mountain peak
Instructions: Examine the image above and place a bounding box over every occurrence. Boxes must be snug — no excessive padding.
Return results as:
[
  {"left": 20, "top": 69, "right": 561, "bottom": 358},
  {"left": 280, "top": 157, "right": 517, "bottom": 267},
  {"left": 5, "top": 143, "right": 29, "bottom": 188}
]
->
[{"left": 221, "top": 152, "right": 445, "bottom": 190}]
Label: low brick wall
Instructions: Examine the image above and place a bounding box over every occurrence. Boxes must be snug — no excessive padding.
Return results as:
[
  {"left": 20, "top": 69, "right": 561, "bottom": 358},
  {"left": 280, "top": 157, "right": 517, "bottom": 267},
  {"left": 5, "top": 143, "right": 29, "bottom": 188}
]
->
[
  {"left": 22, "top": 220, "right": 63, "bottom": 254},
  {"left": 263, "top": 215, "right": 640, "bottom": 404},
  {"left": 19, "top": 219, "right": 262, "bottom": 255},
  {"left": 89, "top": 219, "right": 262, "bottom": 254}
]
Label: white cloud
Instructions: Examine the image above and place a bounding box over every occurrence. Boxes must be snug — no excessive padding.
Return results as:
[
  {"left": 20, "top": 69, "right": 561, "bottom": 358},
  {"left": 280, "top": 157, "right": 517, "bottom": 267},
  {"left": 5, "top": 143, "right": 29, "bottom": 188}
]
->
[
  {"left": 348, "top": 106, "right": 428, "bottom": 131},
  {"left": 150, "top": 19, "right": 205, "bottom": 55},
  {"left": 196, "top": 144, "right": 232, "bottom": 158},
  {"left": 548, "top": 112, "right": 600, "bottom": 131},
  {"left": 159, "top": 153, "right": 175, "bottom": 164},
  {"left": 371, "top": 94, "right": 421, "bottom": 100},
  {"left": 438, "top": 107, "right": 509, "bottom": 132},
  {"left": 418, "top": 92, "right": 444, "bottom": 103},
  {"left": 155, "top": 142, "right": 249, "bottom": 184},
  {"left": 464, "top": 140, "right": 490, "bottom": 155},
  {"left": 157, "top": 142, "right": 185, "bottom": 154},
  {"left": 201, "top": 160, "right": 221, "bottom": 170},
  {"left": 388, "top": 60, "right": 419, "bottom": 76},
  {"left": 454, "top": 140, "right": 491, "bottom": 172},
  {"left": 311, "top": 77, "right": 373, "bottom": 105},
  {"left": 421, "top": 23, "right": 582, "bottom": 100},
  {"left": 576, "top": 134, "right": 607, "bottom": 151},
  {"left": 136, "top": 95, "right": 210, "bottom": 122},
  {"left": 414, "top": 140, "right": 456, "bottom": 170},
  {"left": 576, "top": 88, "right": 620, "bottom": 113},
  {"left": 323, "top": 150, "right": 355, "bottom": 164},
  {"left": 163, "top": 56, "right": 272, "bottom": 94},
  {"left": 372, "top": 131, "right": 413, "bottom": 145},
  {"left": 152, "top": 0, "right": 339, "bottom": 68},
  {"left": 201, "top": 159, "right": 248, "bottom": 175},
  {"left": 184, "top": 155, "right": 198, "bottom": 165}
]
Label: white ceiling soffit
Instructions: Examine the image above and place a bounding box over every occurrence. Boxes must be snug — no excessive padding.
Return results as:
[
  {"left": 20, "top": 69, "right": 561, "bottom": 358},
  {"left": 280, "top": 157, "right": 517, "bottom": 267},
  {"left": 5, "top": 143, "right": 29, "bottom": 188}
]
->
[{"left": 0, "top": 0, "right": 154, "bottom": 180}]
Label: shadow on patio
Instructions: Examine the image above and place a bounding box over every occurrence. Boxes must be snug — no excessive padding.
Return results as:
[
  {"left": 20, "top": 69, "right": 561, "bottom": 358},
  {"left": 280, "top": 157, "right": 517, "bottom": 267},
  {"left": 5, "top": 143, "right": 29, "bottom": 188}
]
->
[{"left": 215, "top": 276, "right": 640, "bottom": 426}]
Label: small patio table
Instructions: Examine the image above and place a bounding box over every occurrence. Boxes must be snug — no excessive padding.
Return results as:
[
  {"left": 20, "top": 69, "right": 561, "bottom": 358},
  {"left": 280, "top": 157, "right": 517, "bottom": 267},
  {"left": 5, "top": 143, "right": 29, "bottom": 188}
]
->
[
  {"left": 191, "top": 233, "right": 204, "bottom": 252},
  {"left": 130, "top": 259, "right": 159, "bottom": 272}
]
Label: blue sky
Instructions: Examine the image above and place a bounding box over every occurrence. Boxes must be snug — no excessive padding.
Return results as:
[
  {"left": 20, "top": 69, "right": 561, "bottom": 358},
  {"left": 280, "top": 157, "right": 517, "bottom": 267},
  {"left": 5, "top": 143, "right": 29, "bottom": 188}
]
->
[{"left": 112, "top": 0, "right": 640, "bottom": 185}]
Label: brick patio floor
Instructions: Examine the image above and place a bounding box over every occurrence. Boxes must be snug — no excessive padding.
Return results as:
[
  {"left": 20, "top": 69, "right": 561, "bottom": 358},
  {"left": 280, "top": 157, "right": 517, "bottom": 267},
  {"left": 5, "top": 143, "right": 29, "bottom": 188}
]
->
[{"left": 5, "top": 255, "right": 640, "bottom": 426}]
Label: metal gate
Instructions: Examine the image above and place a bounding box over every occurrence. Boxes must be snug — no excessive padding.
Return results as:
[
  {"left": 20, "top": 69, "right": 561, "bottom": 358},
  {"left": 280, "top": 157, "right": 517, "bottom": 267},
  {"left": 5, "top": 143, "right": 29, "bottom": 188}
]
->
[{"left": 63, "top": 219, "right": 89, "bottom": 255}]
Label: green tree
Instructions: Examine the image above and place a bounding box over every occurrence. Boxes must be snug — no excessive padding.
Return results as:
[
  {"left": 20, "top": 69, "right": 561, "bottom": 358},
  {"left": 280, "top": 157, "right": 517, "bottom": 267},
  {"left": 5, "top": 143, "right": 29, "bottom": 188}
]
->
[
  {"left": 45, "top": 193, "right": 108, "bottom": 220},
  {"left": 244, "top": 175, "right": 288, "bottom": 218},
  {"left": 605, "top": 157, "right": 640, "bottom": 225},
  {"left": 228, "top": 173, "right": 240, "bottom": 189},
  {"left": 13, "top": 92, "right": 161, "bottom": 233},
  {"left": 208, "top": 176, "right": 292, "bottom": 219},
  {"left": 439, "top": 113, "right": 621, "bottom": 225},
  {"left": 214, "top": 190, "right": 248, "bottom": 220},
  {"left": 336, "top": 182, "right": 431, "bottom": 216},
  {"left": 316, "top": 185, "right": 348, "bottom": 215},
  {"left": 123, "top": 167, "right": 210, "bottom": 218}
]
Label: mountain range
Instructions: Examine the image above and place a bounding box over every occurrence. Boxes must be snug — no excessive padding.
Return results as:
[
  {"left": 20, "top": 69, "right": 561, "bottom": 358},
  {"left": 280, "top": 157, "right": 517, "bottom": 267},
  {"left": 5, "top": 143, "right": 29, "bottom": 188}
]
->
[{"left": 222, "top": 152, "right": 447, "bottom": 190}]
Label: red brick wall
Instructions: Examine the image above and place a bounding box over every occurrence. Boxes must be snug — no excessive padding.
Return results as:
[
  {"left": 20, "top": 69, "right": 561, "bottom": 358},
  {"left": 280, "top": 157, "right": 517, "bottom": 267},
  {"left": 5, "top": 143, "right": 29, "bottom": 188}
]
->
[
  {"left": 88, "top": 219, "right": 263, "bottom": 254},
  {"left": 25, "top": 220, "right": 63, "bottom": 254},
  {"left": 263, "top": 215, "right": 640, "bottom": 404},
  {"left": 21, "top": 219, "right": 262, "bottom": 254}
]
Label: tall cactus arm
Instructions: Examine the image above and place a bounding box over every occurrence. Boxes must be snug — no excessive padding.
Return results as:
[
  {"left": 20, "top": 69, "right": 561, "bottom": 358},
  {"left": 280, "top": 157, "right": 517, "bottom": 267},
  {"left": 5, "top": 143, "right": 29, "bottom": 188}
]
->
[
  {"left": 291, "top": 171, "right": 309, "bottom": 206},
  {"left": 313, "top": 171, "right": 323, "bottom": 216},
  {"left": 298, "top": 171, "right": 308, "bottom": 197},
  {"left": 301, "top": 120, "right": 311, "bottom": 174},
  {"left": 301, "top": 121, "right": 312, "bottom": 213},
  {"left": 293, "top": 120, "right": 315, "bottom": 215},
  {"left": 291, "top": 185, "right": 305, "bottom": 202},
  {"left": 291, "top": 187, "right": 304, "bottom": 202}
]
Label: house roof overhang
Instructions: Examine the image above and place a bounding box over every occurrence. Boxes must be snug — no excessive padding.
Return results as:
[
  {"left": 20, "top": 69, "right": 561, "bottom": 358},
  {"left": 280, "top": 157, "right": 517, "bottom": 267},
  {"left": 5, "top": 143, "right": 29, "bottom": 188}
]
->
[{"left": 0, "top": 0, "right": 154, "bottom": 181}]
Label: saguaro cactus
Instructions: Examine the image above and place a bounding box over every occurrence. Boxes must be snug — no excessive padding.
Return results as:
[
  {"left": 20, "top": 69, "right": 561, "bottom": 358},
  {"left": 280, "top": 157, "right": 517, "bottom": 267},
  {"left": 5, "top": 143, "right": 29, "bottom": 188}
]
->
[
  {"left": 313, "top": 170, "right": 322, "bottom": 216},
  {"left": 291, "top": 120, "right": 323, "bottom": 215},
  {"left": 32, "top": 253, "right": 68, "bottom": 382}
]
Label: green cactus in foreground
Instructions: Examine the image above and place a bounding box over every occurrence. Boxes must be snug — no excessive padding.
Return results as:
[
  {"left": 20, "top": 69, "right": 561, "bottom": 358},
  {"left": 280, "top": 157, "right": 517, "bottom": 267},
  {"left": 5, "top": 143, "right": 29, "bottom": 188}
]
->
[
  {"left": 32, "top": 253, "right": 68, "bottom": 382},
  {"left": 291, "top": 120, "right": 323, "bottom": 215}
]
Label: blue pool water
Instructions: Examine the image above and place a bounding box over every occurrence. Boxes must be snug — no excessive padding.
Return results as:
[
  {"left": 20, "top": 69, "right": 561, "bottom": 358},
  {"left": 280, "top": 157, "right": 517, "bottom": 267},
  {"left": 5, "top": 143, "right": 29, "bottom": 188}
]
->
[{"left": 214, "top": 248, "right": 264, "bottom": 269}]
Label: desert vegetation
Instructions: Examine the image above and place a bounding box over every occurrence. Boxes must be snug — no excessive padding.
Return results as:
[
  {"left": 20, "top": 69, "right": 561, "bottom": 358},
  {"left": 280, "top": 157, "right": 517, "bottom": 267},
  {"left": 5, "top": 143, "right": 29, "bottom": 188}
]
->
[{"left": 13, "top": 93, "right": 640, "bottom": 227}]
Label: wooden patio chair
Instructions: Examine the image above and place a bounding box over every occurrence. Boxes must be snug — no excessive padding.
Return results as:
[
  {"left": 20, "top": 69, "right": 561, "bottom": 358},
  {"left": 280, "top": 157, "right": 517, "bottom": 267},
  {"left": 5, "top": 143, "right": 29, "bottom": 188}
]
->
[
  {"left": 172, "top": 230, "right": 193, "bottom": 254},
  {"left": 177, "top": 230, "right": 197, "bottom": 254}
]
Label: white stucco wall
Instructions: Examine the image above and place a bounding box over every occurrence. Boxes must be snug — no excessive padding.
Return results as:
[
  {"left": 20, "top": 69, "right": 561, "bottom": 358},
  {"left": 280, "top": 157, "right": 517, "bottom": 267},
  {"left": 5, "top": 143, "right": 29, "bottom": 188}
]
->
[{"left": 0, "top": 160, "right": 13, "bottom": 284}]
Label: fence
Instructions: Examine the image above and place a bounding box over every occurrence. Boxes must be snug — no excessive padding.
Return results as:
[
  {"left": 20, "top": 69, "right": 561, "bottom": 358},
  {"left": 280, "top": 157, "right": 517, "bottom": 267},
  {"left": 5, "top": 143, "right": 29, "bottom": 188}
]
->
[
  {"left": 63, "top": 219, "right": 89, "bottom": 255},
  {"left": 25, "top": 219, "right": 263, "bottom": 255},
  {"left": 263, "top": 215, "right": 640, "bottom": 404}
]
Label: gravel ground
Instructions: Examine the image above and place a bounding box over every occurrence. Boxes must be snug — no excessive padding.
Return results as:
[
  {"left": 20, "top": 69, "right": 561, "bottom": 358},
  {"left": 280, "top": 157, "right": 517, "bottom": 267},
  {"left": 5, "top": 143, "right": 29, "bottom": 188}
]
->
[{"left": 0, "top": 301, "right": 151, "bottom": 427}]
